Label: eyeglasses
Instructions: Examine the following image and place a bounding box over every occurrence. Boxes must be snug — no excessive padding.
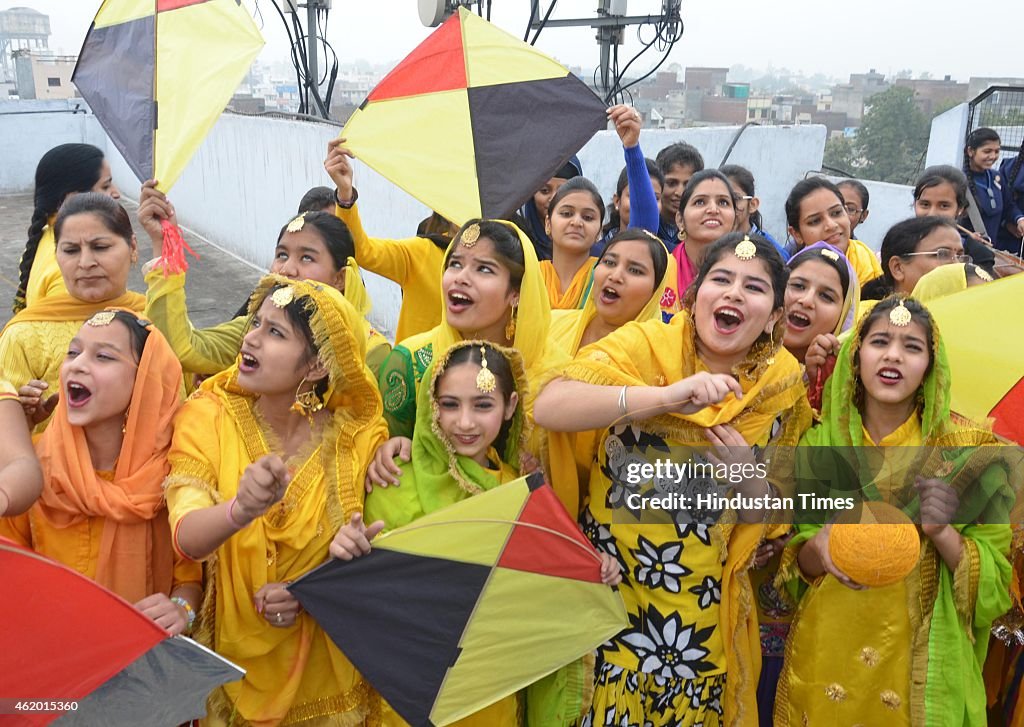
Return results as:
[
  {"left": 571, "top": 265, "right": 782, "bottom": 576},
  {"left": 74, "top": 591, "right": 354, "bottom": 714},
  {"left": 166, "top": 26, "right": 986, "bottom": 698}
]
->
[
  {"left": 901, "top": 249, "right": 972, "bottom": 263},
  {"left": 843, "top": 204, "right": 863, "bottom": 216}
]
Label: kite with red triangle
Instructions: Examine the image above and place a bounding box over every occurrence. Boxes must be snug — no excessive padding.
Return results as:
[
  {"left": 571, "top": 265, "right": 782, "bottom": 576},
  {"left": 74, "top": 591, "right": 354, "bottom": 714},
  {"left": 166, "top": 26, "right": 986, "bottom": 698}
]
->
[{"left": 289, "top": 473, "right": 627, "bottom": 727}]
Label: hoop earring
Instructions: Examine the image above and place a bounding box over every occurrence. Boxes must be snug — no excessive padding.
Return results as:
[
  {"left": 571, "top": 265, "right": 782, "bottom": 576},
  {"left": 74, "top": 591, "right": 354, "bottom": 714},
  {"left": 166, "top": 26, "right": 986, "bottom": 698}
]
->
[
  {"left": 505, "top": 301, "right": 518, "bottom": 341},
  {"left": 291, "top": 378, "right": 325, "bottom": 421},
  {"left": 677, "top": 228, "right": 687, "bottom": 242}
]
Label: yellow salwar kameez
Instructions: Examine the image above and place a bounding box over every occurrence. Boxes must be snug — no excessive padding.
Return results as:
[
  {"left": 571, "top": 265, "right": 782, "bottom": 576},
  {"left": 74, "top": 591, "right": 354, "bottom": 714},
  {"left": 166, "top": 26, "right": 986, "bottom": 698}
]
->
[
  {"left": 24, "top": 223, "right": 69, "bottom": 308},
  {"left": 774, "top": 323, "right": 1017, "bottom": 727},
  {"left": 165, "top": 277, "right": 389, "bottom": 727},
  {"left": 367, "top": 341, "right": 530, "bottom": 727},
  {"left": 553, "top": 313, "right": 810, "bottom": 727}
]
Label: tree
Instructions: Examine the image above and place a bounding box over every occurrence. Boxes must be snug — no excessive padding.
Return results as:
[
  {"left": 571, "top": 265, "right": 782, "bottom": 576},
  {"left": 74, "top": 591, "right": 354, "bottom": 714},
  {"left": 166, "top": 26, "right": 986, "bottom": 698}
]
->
[
  {"left": 823, "top": 136, "right": 858, "bottom": 175},
  {"left": 854, "top": 86, "right": 928, "bottom": 184}
]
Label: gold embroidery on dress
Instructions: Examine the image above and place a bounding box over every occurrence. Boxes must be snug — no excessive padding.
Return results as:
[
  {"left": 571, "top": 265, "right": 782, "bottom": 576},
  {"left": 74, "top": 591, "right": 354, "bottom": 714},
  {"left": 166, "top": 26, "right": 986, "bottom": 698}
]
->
[
  {"left": 824, "top": 683, "right": 847, "bottom": 702},
  {"left": 880, "top": 689, "right": 902, "bottom": 710},
  {"left": 859, "top": 646, "right": 880, "bottom": 667}
]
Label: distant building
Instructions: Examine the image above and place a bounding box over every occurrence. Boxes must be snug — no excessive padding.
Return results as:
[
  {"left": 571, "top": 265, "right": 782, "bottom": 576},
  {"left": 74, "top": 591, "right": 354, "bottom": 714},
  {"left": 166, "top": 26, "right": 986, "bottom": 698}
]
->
[
  {"left": 894, "top": 75, "right": 968, "bottom": 116},
  {"left": 967, "top": 77, "right": 1024, "bottom": 99},
  {"left": 684, "top": 67, "right": 728, "bottom": 95},
  {"left": 0, "top": 6, "right": 49, "bottom": 82},
  {"left": 831, "top": 68, "right": 889, "bottom": 125},
  {"left": 13, "top": 49, "right": 75, "bottom": 100}
]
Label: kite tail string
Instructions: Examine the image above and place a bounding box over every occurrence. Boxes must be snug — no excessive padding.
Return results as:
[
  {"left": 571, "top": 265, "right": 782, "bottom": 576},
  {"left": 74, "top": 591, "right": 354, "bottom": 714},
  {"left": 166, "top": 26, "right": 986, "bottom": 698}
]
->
[{"left": 160, "top": 218, "right": 200, "bottom": 276}]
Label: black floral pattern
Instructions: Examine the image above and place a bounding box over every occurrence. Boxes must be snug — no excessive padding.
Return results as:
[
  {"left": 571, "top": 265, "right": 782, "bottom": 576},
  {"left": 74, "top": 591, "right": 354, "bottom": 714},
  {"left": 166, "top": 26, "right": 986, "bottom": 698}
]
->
[
  {"left": 582, "top": 507, "right": 628, "bottom": 576},
  {"left": 688, "top": 575, "right": 722, "bottom": 610},
  {"left": 620, "top": 606, "right": 717, "bottom": 680},
  {"left": 632, "top": 536, "right": 691, "bottom": 593}
]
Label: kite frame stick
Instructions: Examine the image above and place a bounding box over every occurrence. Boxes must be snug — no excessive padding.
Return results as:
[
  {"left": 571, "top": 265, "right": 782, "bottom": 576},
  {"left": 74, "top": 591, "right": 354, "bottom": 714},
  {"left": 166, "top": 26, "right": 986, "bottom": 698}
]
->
[{"left": 376, "top": 518, "right": 604, "bottom": 565}]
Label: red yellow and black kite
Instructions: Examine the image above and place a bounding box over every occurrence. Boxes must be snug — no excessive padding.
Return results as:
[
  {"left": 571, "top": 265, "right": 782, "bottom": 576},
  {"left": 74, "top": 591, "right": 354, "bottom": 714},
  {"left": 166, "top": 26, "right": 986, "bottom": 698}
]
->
[
  {"left": 341, "top": 7, "right": 608, "bottom": 225},
  {"left": 928, "top": 273, "right": 1024, "bottom": 444},
  {"left": 290, "top": 474, "right": 627, "bottom": 726},
  {"left": 72, "top": 0, "right": 264, "bottom": 192}
]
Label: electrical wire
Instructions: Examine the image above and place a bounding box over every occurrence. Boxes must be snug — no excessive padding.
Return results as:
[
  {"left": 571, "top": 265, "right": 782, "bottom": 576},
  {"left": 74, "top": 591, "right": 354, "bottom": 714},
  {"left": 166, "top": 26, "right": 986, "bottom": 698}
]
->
[{"left": 604, "top": 8, "right": 684, "bottom": 105}]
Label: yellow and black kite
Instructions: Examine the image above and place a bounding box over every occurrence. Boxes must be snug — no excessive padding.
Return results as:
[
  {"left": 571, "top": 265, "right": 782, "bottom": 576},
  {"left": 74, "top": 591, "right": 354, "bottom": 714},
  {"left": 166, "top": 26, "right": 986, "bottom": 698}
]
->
[
  {"left": 72, "top": 0, "right": 264, "bottom": 192},
  {"left": 290, "top": 474, "right": 627, "bottom": 726},
  {"left": 928, "top": 273, "right": 1024, "bottom": 444},
  {"left": 341, "top": 8, "right": 607, "bottom": 225}
]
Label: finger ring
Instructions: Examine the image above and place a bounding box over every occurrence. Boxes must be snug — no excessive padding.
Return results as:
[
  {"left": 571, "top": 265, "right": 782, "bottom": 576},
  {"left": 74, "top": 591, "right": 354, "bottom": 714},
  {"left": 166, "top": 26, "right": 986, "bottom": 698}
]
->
[{"left": 276, "top": 612, "right": 283, "bottom": 625}]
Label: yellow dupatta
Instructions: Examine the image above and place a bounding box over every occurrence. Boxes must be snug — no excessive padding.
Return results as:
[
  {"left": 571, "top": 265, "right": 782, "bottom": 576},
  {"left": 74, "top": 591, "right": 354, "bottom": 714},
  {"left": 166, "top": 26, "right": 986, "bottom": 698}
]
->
[
  {"left": 551, "top": 312, "right": 810, "bottom": 726},
  {"left": 544, "top": 255, "right": 674, "bottom": 513},
  {"left": 540, "top": 257, "right": 598, "bottom": 310},
  {"left": 911, "top": 262, "right": 969, "bottom": 303},
  {"left": 381, "top": 221, "right": 566, "bottom": 445},
  {"left": 1, "top": 290, "right": 146, "bottom": 336},
  {"left": 165, "top": 276, "right": 388, "bottom": 726}
]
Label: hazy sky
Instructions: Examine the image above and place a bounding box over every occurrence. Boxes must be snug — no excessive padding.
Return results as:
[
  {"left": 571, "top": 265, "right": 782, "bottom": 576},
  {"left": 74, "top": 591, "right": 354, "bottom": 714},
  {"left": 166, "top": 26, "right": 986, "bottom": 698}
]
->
[{"left": 13, "top": 0, "right": 1019, "bottom": 83}]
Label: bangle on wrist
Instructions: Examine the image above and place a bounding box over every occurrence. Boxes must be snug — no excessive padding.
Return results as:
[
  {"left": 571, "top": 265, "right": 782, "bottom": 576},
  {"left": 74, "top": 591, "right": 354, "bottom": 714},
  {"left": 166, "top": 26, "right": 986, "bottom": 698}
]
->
[
  {"left": 170, "top": 596, "right": 197, "bottom": 633},
  {"left": 225, "top": 496, "right": 249, "bottom": 529},
  {"left": 617, "top": 385, "right": 629, "bottom": 418},
  {"left": 0, "top": 488, "right": 10, "bottom": 515},
  {"left": 335, "top": 187, "right": 358, "bottom": 208}
]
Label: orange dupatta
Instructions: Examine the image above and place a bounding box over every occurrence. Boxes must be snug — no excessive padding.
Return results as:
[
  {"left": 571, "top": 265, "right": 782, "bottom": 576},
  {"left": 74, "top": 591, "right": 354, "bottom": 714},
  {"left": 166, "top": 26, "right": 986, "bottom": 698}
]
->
[{"left": 31, "top": 310, "right": 182, "bottom": 602}]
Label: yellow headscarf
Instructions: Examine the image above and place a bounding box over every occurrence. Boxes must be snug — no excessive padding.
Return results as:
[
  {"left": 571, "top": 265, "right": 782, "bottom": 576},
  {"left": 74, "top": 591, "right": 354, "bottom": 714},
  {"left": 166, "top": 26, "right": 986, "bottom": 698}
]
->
[
  {"left": 431, "top": 220, "right": 565, "bottom": 413},
  {"left": 911, "top": 262, "right": 969, "bottom": 303},
  {"left": 549, "top": 238, "right": 674, "bottom": 358}
]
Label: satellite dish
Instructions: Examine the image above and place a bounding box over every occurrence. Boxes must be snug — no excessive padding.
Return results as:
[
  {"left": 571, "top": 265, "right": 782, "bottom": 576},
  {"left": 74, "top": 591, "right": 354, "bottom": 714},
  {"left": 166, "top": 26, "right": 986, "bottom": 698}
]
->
[{"left": 418, "top": 0, "right": 449, "bottom": 27}]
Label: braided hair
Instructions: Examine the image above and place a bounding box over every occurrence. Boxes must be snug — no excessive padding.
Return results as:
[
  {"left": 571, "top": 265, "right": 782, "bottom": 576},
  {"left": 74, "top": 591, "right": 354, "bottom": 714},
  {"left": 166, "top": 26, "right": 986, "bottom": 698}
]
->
[
  {"left": 962, "top": 128, "right": 1001, "bottom": 233},
  {"left": 13, "top": 144, "right": 106, "bottom": 313}
]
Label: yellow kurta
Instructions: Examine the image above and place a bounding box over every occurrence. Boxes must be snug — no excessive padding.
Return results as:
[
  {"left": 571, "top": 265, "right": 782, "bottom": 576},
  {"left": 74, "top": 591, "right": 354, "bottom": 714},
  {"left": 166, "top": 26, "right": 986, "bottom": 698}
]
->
[
  {"left": 24, "top": 224, "right": 68, "bottom": 308},
  {"left": 0, "top": 470, "right": 201, "bottom": 597},
  {"left": 539, "top": 257, "right": 597, "bottom": 310},
  {"left": 847, "top": 238, "right": 883, "bottom": 286},
  {"left": 554, "top": 314, "right": 810, "bottom": 727},
  {"left": 335, "top": 202, "right": 444, "bottom": 342},
  {"left": 165, "top": 276, "right": 388, "bottom": 727},
  {"left": 776, "top": 416, "right": 922, "bottom": 727}
]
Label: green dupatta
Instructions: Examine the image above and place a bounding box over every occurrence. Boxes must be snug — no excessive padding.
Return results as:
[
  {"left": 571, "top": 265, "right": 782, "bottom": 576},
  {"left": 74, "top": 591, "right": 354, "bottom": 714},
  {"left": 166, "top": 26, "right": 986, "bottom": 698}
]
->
[
  {"left": 782, "top": 312, "right": 1020, "bottom": 726},
  {"left": 365, "top": 340, "right": 528, "bottom": 530}
]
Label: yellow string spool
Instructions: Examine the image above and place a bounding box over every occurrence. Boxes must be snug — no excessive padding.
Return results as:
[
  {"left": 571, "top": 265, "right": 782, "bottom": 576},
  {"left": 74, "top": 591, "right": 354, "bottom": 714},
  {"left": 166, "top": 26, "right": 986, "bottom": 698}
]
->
[{"left": 829, "top": 501, "right": 921, "bottom": 587}]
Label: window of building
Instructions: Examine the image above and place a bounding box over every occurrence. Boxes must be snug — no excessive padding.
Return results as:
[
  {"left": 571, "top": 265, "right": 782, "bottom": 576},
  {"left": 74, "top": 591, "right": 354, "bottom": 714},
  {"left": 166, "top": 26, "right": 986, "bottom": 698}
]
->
[{"left": 47, "top": 77, "right": 61, "bottom": 87}]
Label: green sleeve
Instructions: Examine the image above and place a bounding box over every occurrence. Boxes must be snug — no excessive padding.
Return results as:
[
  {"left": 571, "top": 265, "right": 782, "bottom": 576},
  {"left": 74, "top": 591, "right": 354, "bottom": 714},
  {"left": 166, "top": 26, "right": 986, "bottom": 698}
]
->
[
  {"left": 378, "top": 344, "right": 418, "bottom": 439},
  {"left": 363, "top": 463, "right": 425, "bottom": 532},
  {"left": 144, "top": 268, "right": 247, "bottom": 374}
]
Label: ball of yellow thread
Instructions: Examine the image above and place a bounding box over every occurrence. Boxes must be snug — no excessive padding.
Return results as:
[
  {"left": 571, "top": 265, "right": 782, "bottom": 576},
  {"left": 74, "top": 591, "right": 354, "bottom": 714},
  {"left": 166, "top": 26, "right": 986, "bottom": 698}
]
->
[{"left": 829, "top": 502, "right": 920, "bottom": 587}]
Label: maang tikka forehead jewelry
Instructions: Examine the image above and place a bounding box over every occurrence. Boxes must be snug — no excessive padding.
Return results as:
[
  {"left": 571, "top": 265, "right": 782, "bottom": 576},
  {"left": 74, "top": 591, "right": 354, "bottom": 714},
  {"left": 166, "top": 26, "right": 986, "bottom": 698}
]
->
[
  {"left": 476, "top": 346, "right": 497, "bottom": 393},
  {"left": 734, "top": 235, "right": 757, "bottom": 261},
  {"left": 889, "top": 300, "right": 912, "bottom": 327}
]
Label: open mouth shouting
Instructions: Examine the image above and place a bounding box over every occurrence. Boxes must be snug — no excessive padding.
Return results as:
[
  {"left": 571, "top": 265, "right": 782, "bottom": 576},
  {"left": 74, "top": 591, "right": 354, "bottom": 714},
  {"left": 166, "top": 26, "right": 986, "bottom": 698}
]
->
[
  {"left": 66, "top": 381, "right": 93, "bottom": 408},
  {"left": 447, "top": 290, "right": 474, "bottom": 315},
  {"left": 786, "top": 310, "right": 812, "bottom": 332},
  {"left": 712, "top": 306, "right": 744, "bottom": 334},
  {"left": 239, "top": 350, "right": 261, "bottom": 373},
  {"left": 876, "top": 367, "right": 903, "bottom": 386},
  {"left": 598, "top": 286, "right": 621, "bottom": 305}
]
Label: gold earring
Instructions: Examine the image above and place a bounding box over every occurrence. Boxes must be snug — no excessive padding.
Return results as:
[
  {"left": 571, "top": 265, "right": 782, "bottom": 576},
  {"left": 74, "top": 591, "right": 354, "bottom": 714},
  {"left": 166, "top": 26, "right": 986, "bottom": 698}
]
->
[
  {"left": 122, "top": 407, "right": 130, "bottom": 435},
  {"left": 291, "top": 377, "right": 325, "bottom": 421},
  {"left": 505, "top": 301, "right": 518, "bottom": 341},
  {"left": 766, "top": 327, "right": 776, "bottom": 366},
  {"left": 677, "top": 228, "right": 687, "bottom": 242}
]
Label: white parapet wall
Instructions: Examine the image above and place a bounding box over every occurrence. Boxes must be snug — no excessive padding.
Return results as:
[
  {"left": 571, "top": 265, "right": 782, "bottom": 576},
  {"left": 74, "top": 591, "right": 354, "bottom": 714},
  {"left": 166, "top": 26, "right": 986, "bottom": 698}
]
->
[
  {"left": 926, "top": 103, "right": 969, "bottom": 169},
  {"left": 821, "top": 176, "right": 915, "bottom": 254},
  {"left": 0, "top": 99, "right": 108, "bottom": 193}
]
